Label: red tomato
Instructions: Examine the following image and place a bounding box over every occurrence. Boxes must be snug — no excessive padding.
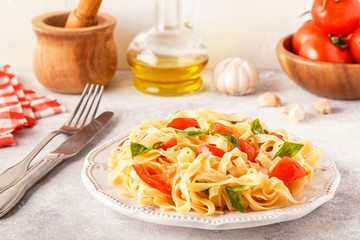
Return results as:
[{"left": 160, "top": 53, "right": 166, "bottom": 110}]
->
[
  {"left": 161, "top": 137, "right": 177, "bottom": 150},
  {"left": 292, "top": 21, "right": 325, "bottom": 54},
  {"left": 212, "top": 122, "right": 236, "bottom": 136},
  {"left": 118, "top": 137, "right": 129, "bottom": 147},
  {"left": 349, "top": 26, "right": 360, "bottom": 63},
  {"left": 311, "top": 0, "right": 360, "bottom": 37},
  {"left": 133, "top": 164, "right": 172, "bottom": 195},
  {"left": 196, "top": 144, "right": 225, "bottom": 158},
  {"left": 269, "top": 157, "right": 308, "bottom": 183},
  {"left": 238, "top": 138, "right": 258, "bottom": 163},
  {"left": 270, "top": 132, "right": 284, "bottom": 141},
  {"left": 167, "top": 118, "right": 199, "bottom": 130},
  {"left": 299, "top": 35, "right": 352, "bottom": 63}
]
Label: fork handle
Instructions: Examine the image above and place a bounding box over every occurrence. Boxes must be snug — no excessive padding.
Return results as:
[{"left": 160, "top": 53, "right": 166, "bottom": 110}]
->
[
  {"left": 0, "top": 153, "right": 66, "bottom": 217},
  {"left": 0, "top": 130, "right": 61, "bottom": 191}
]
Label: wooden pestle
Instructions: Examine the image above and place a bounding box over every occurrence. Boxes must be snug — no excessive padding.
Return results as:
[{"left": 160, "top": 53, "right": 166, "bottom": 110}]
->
[{"left": 65, "top": 0, "right": 103, "bottom": 28}]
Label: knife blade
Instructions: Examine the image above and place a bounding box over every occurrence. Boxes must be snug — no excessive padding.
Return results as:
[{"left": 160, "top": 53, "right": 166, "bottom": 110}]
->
[{"left": 0, "top": 111, "right": 114, "bottom": 217}]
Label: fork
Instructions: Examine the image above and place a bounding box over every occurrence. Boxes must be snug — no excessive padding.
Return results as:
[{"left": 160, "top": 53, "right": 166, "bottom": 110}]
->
[{"left": 0, "top": 84, "right": 104, "bottom": 191}]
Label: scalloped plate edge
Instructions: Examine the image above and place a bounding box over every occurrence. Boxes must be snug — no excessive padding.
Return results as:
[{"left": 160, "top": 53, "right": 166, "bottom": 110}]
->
[{"left": 81, "top": 134, "right": 341, "bottom": 230}]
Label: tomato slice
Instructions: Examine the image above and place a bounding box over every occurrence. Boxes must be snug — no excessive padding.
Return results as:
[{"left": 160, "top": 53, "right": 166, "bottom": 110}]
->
[
  {"left": 132, "top": 164, "right": 172, "bottom": 195},
  {"left": 238, "top": 138, "right": 258, "bottom": 163},
  {"left": 270, "top": 132, "right": 284, "bottom": 141},
  {"left": 118, "top": 137, "right": 129, "bottom": 147},
  {"left": 212, "top": 122, "right": 236, "bottom": 136},
  {"left": 161, "top": 137, "right": 177, "bottom": 150},
  {"left": 167, "top": 118, "right": 199, "bottom": 130},
  {"left": 269, "top": 157, "right": 308, "bottom": 183},
  {"left": 196, "top": 144, "right": 225, "bottom": 158}
]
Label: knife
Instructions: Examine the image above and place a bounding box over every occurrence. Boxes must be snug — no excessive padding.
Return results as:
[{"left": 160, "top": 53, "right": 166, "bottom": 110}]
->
[{"left": 0, "top": 111, "right": 114, "bottom": 217}]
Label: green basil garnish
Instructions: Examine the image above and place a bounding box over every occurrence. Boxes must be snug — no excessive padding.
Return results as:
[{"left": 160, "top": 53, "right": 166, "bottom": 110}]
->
[
  {"left": 130, "top": 141, "right": 163, "bottom": 159},
  {"left": 225, "top": 185, "right": 252, "bottom": 213},
  {"left": 208, "top": 122, "right": 214, "bottom": 135},
  {"left": 130, "top": 142, "right": 148, "bottom": 159},
  {"left": 142, "top": 141, "right": 163, "bottom": 155},
  {"left": 216, "top": 133, "right": 240, "bottom": 149},
  {"left": 195, "top": 180, "right": 209, "bottom": 195},
  {"left": 187, "top": 145, "right": 196, "bottom": 152},
  {"left": 227, "top": 185, "right": 253, "bottom": 192},
  {"left": 272, "top": 142, "right": 304, "bottom": 160},
  {"left": 251, "top": 118, "right": 269, "bottom": 135},
  {"left": 175, "top": 129, "right": 208, "bottom": 137}
]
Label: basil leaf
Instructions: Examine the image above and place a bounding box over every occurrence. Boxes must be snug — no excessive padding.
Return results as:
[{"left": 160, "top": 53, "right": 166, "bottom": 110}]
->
[
  {"left": 228, "top": 185, "right": 253, "bottom": 192},
  {"left": 175, "top": 129, "right": 208, "bottom": 137},
  {"left": 142, "top": 141, "right": 163, "bottom": 155},
  {"left": 272, "top": 142, "right": 304, "bottom": 160},
  {"left": 251, "top": 118, "right": 269, "bottom": 135},
  {"left": 187, "top": 145, "right": 196, "bottom": 152},
  {"left": 226, "top": 188, "right": 244, "bottom": 212},
  {"left": 130, "top": 141, "right": 163, "bottom": 159},
  {"left": 195, "top": 180, "right": 209, "bottom": 195},
  {"left": 225, "top": 185, "right": 252, "bottom": 213},
  {"left": 225, "top": 186, "right": 245, "bottom": 213},
  {"left": 208, "top": 122, "right": 214, "bottom": 135},
  {"left": 216, "top": 133, "right": 240, "bottom": 149},
  {"left": 130, "top": 142, "right": 148, "bottom": 159}
]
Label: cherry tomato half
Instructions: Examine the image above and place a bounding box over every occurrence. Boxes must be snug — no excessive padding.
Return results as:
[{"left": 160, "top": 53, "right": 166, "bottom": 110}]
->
[
  {"left": 133, "top": 164, "right": 172, "bottom": 195},
  {"left": 292, "top": 21, "right": 325, "bottom": 54},
  {"left": 299, "top": 35, "right": 352, "bottom": 63},
  {"left": 311, "top": 0, "right": 360, "bottom": 37},
  {"left": 269, "top": 157, "right": 308, "bottom": 183},
  {"left": 270, "top": 132, "right": 284, "bottom": 141},
  {"left": 161, "top": 137, "right": 177, "bottom": 150},
  {"left": 118, "top": 137, "right": 129, "bottom": 147},
  {"left": 167, "top": 118, "right": 199, "bottom": 130},
  {"left": 238, "top": 138, "right": 258, "bottom": 163},
  {"left": 196, "top": 144, "right": 225, "bottom": 158},
  {"left": 212, "top": 122, "right": 236, "bottom": 136}
]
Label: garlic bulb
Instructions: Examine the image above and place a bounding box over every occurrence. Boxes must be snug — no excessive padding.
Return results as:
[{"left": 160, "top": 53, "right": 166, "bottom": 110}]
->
[
  {"left": 213, "top": 57, "right": 258, "bottom": 96},
  {"left": 284, "top": 104, "right": 306, "bottom": 122},
  {"left": 256, "top": 92, "right": 281, "bottom": 107}
]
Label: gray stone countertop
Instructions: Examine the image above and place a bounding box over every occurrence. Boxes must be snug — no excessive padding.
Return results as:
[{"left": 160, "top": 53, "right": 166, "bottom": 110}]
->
[{"left": 0, "top": 70, "right": 359, "bottom": 239}]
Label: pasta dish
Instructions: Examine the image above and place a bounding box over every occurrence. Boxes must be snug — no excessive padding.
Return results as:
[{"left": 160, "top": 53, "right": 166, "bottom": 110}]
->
[{"left": 108, "top": 109, "right": 322, "bottom": 216}]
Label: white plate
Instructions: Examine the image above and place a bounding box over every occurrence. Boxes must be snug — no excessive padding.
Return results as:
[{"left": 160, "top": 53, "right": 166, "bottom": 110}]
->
[{"left": 81, "top": 134, "right": 341, "bottom": 230}]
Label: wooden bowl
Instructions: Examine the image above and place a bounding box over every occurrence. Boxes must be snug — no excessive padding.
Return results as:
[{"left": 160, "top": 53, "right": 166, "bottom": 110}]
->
[
  {"left": 276, "top": 35, "right": 360, "bottom": 100},
  {"left": 32, "top": 12, "right": 117, "bottom": 94}
]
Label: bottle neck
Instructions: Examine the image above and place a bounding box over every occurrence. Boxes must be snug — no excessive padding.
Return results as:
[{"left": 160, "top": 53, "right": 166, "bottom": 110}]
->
[{"left": 154, "top": 0, "right": 184, "bottom": 31}]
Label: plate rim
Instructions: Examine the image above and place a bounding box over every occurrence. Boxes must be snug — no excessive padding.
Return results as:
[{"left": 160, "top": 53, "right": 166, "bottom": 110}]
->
[{"left": 81, "top": 133, "right": 341, "bottom": 230}]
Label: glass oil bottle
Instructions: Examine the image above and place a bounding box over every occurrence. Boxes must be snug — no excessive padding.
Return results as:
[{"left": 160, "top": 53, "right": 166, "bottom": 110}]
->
[{"left": 127, "top": 0, "right": 208, "bottom": 96}]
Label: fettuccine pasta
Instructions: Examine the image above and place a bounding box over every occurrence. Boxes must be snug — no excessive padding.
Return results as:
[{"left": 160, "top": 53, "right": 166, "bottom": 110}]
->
[{"left": 108, "top": 109, "right": 323, "bottom": 216}]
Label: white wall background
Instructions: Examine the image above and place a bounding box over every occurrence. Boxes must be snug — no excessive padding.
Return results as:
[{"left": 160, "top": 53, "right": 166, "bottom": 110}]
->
[{"left": 0, "top": 0, "right": 313, "bottom": 70}]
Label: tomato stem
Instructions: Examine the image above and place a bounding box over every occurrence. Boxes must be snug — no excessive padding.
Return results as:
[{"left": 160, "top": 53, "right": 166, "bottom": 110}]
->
[{"left": 328, "top": 34, "right": 349, "bottom": 49}]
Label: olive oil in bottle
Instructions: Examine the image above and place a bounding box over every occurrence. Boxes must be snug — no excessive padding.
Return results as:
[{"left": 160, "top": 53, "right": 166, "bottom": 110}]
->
[
  {"left": 127, "top": 50, "right": 208, "bottom": 95},
  {"left": 126, "top": 0, "right": 208, "bottom": 96}
]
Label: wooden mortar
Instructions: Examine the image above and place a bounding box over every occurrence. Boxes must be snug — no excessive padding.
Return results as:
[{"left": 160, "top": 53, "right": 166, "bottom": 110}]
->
[{"left": 32, "top": 11, "right": 117, "bottom": 94}]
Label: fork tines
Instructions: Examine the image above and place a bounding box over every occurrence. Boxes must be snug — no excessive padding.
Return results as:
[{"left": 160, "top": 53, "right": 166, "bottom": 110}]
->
[{"left": 66, "top": 84, "right": 104, "bottom": 127}]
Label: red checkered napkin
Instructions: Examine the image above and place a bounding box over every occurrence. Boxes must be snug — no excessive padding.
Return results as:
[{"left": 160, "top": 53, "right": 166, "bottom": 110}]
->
[{"left": 0, "top": 65, "right": 65, "bottom": 147}]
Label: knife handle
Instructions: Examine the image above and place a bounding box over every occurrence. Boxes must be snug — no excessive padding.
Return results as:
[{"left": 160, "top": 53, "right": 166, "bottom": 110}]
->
[
  {"left": 0, "top": 153, "right": 66, "bottom": 217},
  {"left": 0, "top": 130, "right": 61, "bottom": 191}
]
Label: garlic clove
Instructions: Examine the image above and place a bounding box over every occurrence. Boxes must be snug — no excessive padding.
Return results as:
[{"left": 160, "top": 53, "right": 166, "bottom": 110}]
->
[
  {"left": 284, "top": 104, "right": 305, "bottom": 122},
  {"left": 256, "top": 92, "right": 281, "bottom": 107},
  {"left": 313, "top": 98, "right": 331, "bottom": 114},
  {"left": 213, "top": 57, "right": 258, "bottom": 96}
]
